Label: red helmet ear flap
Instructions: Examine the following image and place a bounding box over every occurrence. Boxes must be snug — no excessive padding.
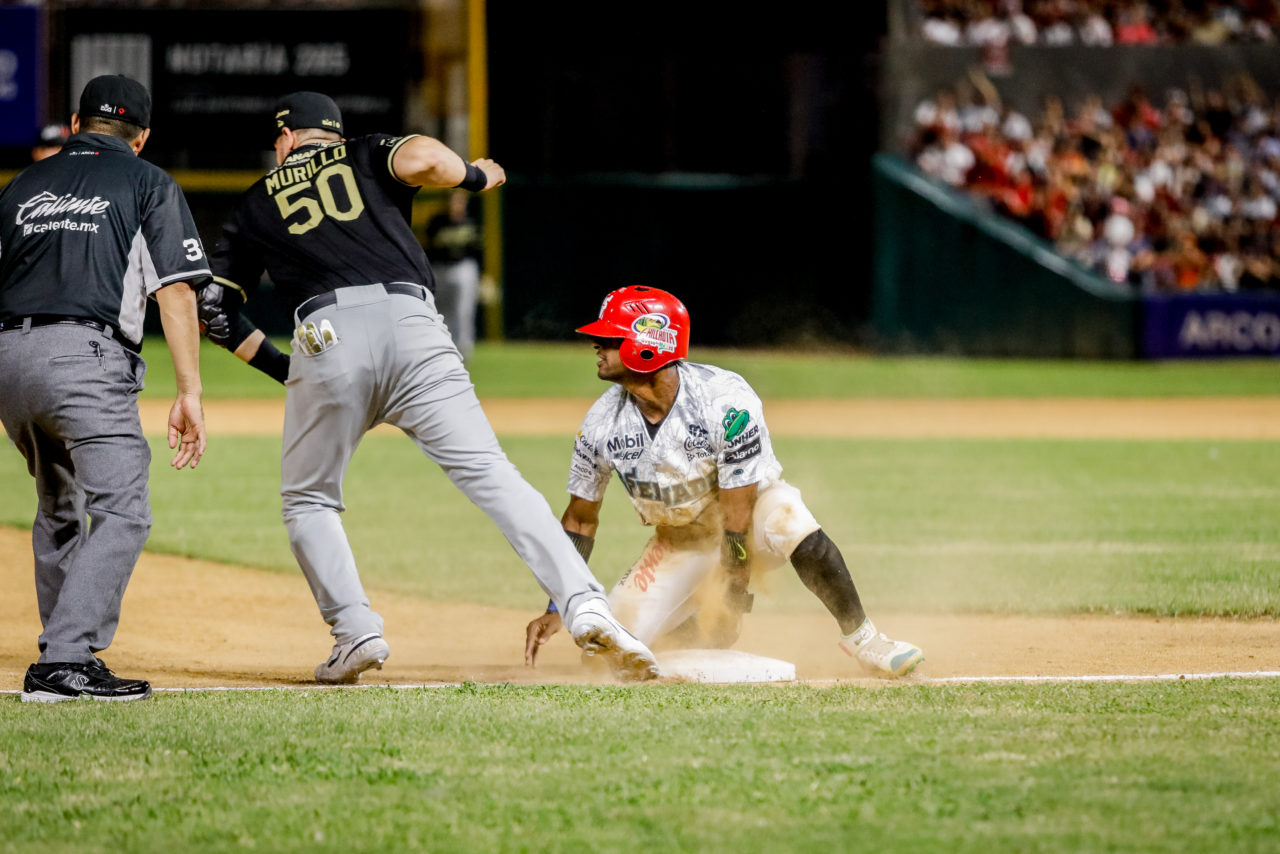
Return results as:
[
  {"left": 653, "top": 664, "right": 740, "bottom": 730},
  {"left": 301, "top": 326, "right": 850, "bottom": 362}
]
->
[{"left": 619, "top": 337, "right": 666, "bottom": 372}]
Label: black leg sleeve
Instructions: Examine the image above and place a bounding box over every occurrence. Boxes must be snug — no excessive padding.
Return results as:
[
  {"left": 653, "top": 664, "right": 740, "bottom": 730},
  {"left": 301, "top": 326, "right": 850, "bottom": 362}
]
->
[{"left": 789, "top": 530, "right": 866, "bottom": 635}]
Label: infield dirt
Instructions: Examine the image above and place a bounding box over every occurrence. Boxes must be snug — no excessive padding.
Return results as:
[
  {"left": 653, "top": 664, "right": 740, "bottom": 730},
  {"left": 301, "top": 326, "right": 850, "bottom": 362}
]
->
[{"left": 1, "top": 396, "right": 1277, "bottom": 690}]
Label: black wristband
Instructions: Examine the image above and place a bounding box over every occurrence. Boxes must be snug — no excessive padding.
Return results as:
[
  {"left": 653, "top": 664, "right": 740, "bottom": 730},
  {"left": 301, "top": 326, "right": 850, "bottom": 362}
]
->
[
  {"left": 565, "top": 530, "right": 595, "bottom": 562},
  {"left": 221, "top": 312, "right": 256, "bottom": 351},
  {"left": 455, "top": 163, "right": 487, "bottom": 192},
  {"left": 249, "top": 339, "right": 291, "bottom": 385},
  {"left": 723, "top": 530, "right": 749, "bottom": 570}
]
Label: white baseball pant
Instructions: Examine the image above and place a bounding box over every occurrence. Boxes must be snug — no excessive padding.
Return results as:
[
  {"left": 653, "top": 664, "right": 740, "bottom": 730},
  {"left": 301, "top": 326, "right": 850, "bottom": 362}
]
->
[{"left": 607, "top": 480, "right": 820, "bottom": 646}]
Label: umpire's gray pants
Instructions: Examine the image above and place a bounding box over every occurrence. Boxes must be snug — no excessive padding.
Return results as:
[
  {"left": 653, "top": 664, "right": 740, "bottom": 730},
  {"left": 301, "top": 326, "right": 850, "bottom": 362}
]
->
[
  {"left": 0, "top": 324, "right": 152, "bottom": 665},
  {"left": 281, "top": 283, "right": 606, "bottom": 644}
]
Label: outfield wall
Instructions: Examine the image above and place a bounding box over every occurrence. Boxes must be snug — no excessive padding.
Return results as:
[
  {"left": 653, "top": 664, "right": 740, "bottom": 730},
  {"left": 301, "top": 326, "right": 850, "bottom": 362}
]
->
[
  {"left": 871, "top": 154, "right": 1139, "bottom": 358},
  {"left": 871, "top": 155, "right": 1280, "bottom": 360}
]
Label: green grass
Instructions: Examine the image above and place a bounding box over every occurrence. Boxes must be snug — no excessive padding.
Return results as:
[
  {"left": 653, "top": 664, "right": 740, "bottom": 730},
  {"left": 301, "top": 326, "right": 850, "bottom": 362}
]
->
[
  {"left": 1, "top": 681, "right": 1277, "bottom": 853},
  {"left": 146, "top": 339, "right": 1280, "bottom": 400},
  {"left": 3, "top": 435, "right": 1275, "bottom": 617},
  {"left": 3, "top": 349, "right": 1279, "bottom": 853}
]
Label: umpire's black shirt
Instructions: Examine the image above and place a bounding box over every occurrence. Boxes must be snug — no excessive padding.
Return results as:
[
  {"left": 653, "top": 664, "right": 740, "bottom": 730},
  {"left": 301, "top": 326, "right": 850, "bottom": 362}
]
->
[
  {"left": 210, "top": 135, "right": 436, "bottom": 315},
  {"left": 0, "top": 132, "right": 211, "bottom": 347}
]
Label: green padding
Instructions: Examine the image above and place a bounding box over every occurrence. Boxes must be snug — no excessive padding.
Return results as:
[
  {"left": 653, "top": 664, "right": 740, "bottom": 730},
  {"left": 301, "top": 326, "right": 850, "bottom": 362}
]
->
[{"left": 871, "top": 154, "right": 1138, "bottom": 358}]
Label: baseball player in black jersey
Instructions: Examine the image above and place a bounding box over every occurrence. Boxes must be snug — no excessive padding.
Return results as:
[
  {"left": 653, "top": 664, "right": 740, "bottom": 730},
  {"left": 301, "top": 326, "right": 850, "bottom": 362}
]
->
[
  {"left": 0, "top": 75, "right": 210, "bottom": 703},
  {"left": 200, "top": 91, "right": 658, "bottom": 683}
]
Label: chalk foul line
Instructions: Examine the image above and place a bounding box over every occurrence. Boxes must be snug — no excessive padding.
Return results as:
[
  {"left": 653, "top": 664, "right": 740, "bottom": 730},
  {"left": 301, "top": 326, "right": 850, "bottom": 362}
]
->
[{"left": 3, "top": 669, "right": 1280, "bottom": 695}]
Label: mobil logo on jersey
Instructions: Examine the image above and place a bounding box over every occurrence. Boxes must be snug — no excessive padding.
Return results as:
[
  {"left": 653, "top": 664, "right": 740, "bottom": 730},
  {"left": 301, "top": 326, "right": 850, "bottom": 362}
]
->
[
  {"left": 606, "top": 431, "right": 646, "bottom": 460},
  {"left": 631, "top": 313, "right": 678, "bottom": 354}
]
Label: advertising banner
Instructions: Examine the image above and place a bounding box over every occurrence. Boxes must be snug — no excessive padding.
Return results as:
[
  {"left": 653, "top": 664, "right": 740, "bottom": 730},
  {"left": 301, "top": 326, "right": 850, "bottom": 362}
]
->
[
  {"left": 1142, "top": 293, "right": 1280, "bottom": 359},
  {"left": 0, "top": 7, "right": 42, "bottom": 148},
  {"left": 63, "top": 8, "right": 414, "bottom": 168}
]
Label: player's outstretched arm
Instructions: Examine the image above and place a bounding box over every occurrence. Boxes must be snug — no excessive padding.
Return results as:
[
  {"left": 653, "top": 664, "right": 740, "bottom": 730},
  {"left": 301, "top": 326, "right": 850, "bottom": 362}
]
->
[
  {"left": 524, "top": 610, "right": 563, "bottom": 666},
  {"left": 392, "top": 135, "right": 506, "bottom": 191},
  {"left": 156, "top": 281, "right": 207, "bottom": 470},
  {"left": 524, "top": 495, "right": 605, "bottom": 666},
  {"left": 197, "top": 281, "right": 290, "bottom": 384},
  {"left": 561, "top": 494, "right": 602, "bottom": 539}
]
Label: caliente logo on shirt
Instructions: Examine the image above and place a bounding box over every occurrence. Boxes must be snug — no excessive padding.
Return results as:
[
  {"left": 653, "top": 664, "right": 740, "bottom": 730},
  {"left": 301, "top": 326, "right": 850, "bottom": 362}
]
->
[{"left": 14, "top": 191, "right": 110, "bottom": 236}]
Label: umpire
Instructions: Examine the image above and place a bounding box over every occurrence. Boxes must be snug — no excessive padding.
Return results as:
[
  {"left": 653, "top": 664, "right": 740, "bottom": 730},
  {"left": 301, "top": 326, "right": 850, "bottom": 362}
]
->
[{"left": 0, "top": 75, "right": 211, "bottom": 703}]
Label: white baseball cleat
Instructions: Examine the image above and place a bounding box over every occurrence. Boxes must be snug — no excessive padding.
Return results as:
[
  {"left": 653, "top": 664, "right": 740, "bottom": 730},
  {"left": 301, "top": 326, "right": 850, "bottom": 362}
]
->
[
  {"left": 569, "top": 600, "right": 660, "bottom": 683},
  {"left": 315, "top": 633, "right": 390, "bottom": 684},
  {"left": 839, "top": 619, "right": 923, "bottom": 677}
]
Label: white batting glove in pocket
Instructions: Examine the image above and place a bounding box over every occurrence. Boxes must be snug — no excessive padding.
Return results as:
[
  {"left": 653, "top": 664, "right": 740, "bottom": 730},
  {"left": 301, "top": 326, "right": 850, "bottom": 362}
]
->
[{"left": 292, "top": 319, "right": 340, "bottom": 356}]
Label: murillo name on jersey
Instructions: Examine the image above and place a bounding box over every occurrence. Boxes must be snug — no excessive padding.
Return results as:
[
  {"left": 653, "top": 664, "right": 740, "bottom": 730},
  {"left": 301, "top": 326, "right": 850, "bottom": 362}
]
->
[{"left": 264, "top": 144, "right": 350, "bottom": 194}]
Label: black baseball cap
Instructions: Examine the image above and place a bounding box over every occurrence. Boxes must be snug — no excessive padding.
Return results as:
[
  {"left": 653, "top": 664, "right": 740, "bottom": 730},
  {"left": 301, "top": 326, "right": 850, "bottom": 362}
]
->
[
  {"left": 273, "top": 91, "right": 344, "bottom": 137},
  {"left": 78, "top": 75, "right": 151, "bottom": 128}
]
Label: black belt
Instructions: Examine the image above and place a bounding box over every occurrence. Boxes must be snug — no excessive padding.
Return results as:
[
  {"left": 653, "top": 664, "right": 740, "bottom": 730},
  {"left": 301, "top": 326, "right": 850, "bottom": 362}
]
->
[
  {"left": 296, "top": 282, "right": 427, "bottom": 318},
  {"left": 0, "top": 315, "right": 140, "bottom": 354}
]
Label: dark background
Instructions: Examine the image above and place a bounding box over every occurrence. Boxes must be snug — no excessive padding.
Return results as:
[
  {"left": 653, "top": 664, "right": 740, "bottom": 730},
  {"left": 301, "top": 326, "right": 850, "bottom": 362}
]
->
[
  {"left": 0, "top": 3, "right": 890, "bottom": 347},
  {"left": 485, "top": 5, "right": 888, "bottom": 346}
]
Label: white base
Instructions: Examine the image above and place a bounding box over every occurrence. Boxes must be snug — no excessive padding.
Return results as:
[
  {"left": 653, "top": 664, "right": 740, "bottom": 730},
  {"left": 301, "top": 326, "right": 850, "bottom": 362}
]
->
[{"left": 656, "top": 648, "right": 797, "bottom": 684}]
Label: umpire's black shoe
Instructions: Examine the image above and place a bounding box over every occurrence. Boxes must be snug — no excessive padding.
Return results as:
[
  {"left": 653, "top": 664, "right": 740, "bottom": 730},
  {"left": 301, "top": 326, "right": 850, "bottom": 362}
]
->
[{"left": 21, "top": 660, "right": 153, "bottom": 703}]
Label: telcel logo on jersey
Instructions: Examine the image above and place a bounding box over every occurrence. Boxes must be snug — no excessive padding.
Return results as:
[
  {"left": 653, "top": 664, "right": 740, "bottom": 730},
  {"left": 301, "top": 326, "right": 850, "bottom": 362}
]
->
[
  {"left": 15, "top": 191, "right": 109, "bottom": 235},
  {"left": 631, "top": 313, "right": 677, "bottom": 354}
]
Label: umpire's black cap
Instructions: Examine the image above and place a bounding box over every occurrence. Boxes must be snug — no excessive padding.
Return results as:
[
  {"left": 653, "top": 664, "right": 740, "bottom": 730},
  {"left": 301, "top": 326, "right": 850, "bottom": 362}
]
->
[
  {"left": 78, "top": 75, "right": 151, "bottom": 129},
  {"left": 273, "top": 92, "right": 344, "bottom": 137}
]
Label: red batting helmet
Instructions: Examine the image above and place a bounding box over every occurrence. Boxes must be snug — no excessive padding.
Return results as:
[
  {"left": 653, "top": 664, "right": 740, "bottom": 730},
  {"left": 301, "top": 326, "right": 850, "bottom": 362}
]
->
[{"left": 577, "top": 285, "right": 690, "bottom": 373}]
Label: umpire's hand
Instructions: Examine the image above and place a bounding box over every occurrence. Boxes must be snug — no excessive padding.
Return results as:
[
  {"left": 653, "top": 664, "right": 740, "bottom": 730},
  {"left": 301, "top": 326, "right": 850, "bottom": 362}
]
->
[
  {"left": 168, "top": 392, "right": 206, "bottom": 469},
  {"left": 524, "top": 610, "right": 563, "bottom": 666}
]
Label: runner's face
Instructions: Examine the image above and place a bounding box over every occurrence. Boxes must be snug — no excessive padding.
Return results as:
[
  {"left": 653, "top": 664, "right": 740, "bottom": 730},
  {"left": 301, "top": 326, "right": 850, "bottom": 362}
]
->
[{"left": 591, "top": 338, "right": 625, "bottom": 381}]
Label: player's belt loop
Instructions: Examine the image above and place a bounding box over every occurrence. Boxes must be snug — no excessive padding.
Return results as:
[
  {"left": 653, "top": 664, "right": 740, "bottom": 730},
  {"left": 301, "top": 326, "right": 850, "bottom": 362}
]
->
[{"left": 383, "top": 282, "right": 428, "bottom": 301}]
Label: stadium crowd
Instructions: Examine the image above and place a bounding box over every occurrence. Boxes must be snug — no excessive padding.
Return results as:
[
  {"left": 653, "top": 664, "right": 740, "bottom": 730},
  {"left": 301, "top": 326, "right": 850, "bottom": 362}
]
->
[
  {"left": 918, "top": 0, "right": 1280, "bottom": 46},
  {"left": 908, "top": 70, "right": 1280, "bottom": 293}
]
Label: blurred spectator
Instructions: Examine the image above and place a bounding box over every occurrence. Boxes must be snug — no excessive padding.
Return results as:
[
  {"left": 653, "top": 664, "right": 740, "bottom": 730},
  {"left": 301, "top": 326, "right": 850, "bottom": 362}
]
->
[
  {"left": 917, "top": 0, "right": 1279, "bottom": 46},
  {"left": 1078, "top": 1, "right": 1114, "bottom": 45},
  {"left": 1238, "top": 246, "right": 1278, "bottom": 290},
  {"left": 30, "top": 124, "right": 70, "bottom": 162},
  {"left": 908, "top": 69, "right": 1280, "bottom": 293},
  {"left": 1113, "top": 3, "right": 1159, "bottom": 43}
]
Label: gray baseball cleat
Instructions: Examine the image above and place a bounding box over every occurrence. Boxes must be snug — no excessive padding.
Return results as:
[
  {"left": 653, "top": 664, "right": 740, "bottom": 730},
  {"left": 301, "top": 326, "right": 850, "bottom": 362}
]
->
[
  {"left": 839, "top": 619, "right": 924, "bottom": 677},
  {"left": 315, "top": 633, "right": 390, "bottom": 684},
  {"left": 569, "top": 600, "right": 660, "bottom": 682}
]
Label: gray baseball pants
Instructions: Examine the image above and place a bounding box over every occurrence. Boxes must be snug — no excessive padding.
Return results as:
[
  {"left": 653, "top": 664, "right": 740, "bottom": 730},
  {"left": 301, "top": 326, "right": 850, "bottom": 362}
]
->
[
  {"left": 0, "top": 324, "right": 152, "bottom": 665},
  {"left": 281, "top": 283, "right": 606, "bottom": 644}
]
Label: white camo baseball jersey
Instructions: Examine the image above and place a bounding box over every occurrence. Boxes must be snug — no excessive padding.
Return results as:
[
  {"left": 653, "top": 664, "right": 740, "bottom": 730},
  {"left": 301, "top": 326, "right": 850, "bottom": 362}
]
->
[{"left": 569, "top": 361, "right": 784, "bottom": 526}]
